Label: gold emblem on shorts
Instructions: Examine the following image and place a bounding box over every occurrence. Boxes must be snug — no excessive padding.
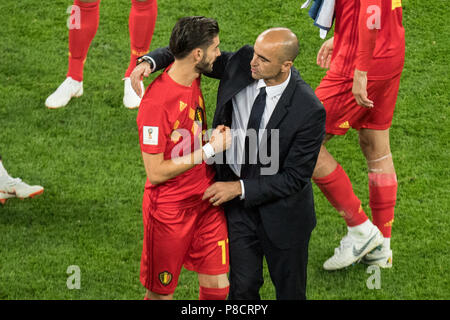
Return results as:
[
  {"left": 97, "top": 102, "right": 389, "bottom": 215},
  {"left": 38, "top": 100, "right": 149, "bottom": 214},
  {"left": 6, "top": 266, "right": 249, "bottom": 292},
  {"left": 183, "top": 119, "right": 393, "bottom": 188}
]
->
[
  {"left": 159, "top": 271, "right": 172, "bottom": 286},
  {"left": 339, "top": 121, "right": 350, "bottom": 129}
]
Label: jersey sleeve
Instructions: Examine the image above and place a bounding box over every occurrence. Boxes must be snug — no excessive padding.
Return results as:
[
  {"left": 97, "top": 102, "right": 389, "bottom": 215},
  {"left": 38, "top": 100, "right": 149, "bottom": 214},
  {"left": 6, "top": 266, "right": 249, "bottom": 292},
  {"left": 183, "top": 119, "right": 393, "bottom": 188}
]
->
[
  {"left": 355, "top": 0, "right": 382, "bottom": 72},
  {"left": 137, "top": 98, "right": 172, "bottom": 155}
]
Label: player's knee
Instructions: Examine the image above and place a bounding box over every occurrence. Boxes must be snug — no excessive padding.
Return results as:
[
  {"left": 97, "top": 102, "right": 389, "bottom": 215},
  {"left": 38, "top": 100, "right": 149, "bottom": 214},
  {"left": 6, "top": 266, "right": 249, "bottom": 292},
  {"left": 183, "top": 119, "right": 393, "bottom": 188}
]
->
[
  {"left": 359, "top": 129, "right": 391, "bottom": 158},
  {"left": 198, "top": 273, "right": 229, "bottom": 289},
  {"left": 316, "top": 145, "right": 329, "bottom": 164},
  {"left": 313, "top": 153, "right": 327, "bottom": 176},
  {"left": 358, "top": 132, "right": 373, "bottom": 153},
  {"left": 313, "top": 144, "right": 338, "bottom": 178},
  {"left": 198, "top": 274, "right": 229, "bottom": 300}
]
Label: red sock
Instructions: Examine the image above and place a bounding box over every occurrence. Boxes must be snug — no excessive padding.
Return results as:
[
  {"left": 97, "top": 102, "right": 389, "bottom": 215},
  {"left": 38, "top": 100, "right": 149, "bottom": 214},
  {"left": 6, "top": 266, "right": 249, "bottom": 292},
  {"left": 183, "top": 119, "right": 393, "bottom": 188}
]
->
[
  {"left": 313, "top": 164, "right": 369, "bottom": 227},
  {"left": 199, "top": 286, "right": 229, "bottom": 300},
  {"left": 67, "top": 0, "right": 100, "bottom": 81},
  {"left": 124, "top": 0, "right": 158, "bottom": 77},
  {"left": 369, "top": 173, "right": 397, "bottom": 238}
]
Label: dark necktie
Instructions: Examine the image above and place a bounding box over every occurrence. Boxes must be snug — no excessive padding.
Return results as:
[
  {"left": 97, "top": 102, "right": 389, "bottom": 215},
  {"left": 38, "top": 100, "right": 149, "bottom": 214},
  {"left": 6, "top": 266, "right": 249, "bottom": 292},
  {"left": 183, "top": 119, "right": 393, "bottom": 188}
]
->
[{"left": 241, "top": 87, "right": 267, "bottom": 178}]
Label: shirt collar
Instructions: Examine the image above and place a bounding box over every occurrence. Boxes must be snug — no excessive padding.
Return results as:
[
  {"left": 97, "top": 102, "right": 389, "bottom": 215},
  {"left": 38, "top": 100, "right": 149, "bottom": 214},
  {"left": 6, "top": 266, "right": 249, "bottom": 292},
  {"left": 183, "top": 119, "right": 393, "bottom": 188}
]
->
[{"left": 256, "top": 70, "right": 291, "bottom": 98}]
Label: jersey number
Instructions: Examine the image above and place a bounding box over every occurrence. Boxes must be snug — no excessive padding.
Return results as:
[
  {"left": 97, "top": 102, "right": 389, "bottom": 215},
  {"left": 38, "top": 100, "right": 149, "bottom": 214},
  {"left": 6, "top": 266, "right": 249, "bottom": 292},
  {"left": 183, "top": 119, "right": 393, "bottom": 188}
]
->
[{"left": 217, "top": 239, "right": 229, "bottom": 265}]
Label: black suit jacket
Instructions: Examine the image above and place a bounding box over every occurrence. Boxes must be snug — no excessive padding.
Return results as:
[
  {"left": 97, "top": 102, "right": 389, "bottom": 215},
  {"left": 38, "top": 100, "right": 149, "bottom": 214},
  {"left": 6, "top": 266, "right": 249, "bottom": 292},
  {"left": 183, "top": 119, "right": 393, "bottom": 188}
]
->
[{"left": 144, "top": 45, "right": 326, "bottom": 249}]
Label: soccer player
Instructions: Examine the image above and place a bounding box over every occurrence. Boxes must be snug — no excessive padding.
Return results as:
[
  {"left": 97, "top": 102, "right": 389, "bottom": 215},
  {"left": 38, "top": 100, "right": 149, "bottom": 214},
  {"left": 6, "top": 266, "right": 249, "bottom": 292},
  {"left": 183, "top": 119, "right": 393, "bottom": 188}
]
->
[
  {"left": 137, "top": 16, "right": 231, "bottom": 300},
  {"left": 313, "top": 0, "right": 405, "bottom": 270},
  {"left": 0, "top": 155, "right": 44, "bottom": 205},
  {"left": 45, "top": 0, "right": 157, "bottom": 109}
]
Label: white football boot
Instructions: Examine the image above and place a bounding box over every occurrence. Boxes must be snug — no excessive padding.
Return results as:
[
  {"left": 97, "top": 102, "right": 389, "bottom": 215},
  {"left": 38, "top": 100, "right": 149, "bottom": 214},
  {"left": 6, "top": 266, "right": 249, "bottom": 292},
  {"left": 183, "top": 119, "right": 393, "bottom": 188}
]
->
[
  {"left": 45, "top": 77, "right": 83, "bottom": 109},
  {"left": 0, "top": 192, "right": 14, "bottom": 205},
  {"left": 0, "top": 173, "right": 44, "bottom": 205},
  {"left": 323, "top": 224, "right": 384, "bottom": 271},
  {"left": 362, "top": 245, "right": 393, "bottom": 268},
  {"left": 123, "top": 77, "right": 144, "bottom": 109}
]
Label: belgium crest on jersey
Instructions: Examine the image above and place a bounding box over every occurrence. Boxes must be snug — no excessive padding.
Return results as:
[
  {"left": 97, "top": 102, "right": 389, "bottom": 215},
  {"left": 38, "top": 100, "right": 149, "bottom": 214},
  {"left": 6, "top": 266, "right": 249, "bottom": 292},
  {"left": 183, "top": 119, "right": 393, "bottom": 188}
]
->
[{"left": 194, "top": 106, "right": 204, "bottom": 123}]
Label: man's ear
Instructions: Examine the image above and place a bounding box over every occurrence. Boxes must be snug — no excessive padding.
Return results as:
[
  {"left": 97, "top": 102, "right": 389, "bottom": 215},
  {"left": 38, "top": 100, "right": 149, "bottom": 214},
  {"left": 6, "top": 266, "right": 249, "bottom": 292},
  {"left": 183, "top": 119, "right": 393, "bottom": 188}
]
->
[
  {"left": 192, "top": 48, "right": 204, "bottom": 64},
  {"left": 281, "top": 61, "right": 293, "bottom": 73}
]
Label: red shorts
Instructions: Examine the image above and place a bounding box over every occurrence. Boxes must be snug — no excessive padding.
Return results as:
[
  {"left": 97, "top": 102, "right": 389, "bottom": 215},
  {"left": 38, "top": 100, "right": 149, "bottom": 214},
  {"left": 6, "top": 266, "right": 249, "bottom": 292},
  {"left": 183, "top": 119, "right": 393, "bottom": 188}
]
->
[
  {"left": 315, "top": 72, "right": 402, "bottom": 135},
  {"left": 140, "top": 192, "right": 229, "bottom": 295}
]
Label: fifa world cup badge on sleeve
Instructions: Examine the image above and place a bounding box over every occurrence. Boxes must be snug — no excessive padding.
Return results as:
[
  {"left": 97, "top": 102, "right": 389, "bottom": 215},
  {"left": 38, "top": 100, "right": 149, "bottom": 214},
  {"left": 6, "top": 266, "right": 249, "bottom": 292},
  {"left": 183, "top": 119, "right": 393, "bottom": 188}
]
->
[{"left": 143, "top": 126, "right": 158, "bottom": 145}]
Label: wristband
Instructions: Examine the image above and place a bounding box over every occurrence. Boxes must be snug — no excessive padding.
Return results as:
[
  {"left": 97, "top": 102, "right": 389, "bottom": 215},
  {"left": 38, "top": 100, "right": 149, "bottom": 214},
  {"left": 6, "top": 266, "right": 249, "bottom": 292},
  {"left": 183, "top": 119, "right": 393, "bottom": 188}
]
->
[{"left": 202, "top": 143, "right": 215, "bottom": 160}]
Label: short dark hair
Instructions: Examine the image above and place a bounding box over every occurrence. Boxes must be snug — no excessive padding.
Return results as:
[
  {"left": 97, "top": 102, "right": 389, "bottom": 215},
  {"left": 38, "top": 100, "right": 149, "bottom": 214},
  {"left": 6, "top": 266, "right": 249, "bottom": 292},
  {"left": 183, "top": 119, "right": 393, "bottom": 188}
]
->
[{"left": 169, "top": 16, "right": 219, "bottom": 59}]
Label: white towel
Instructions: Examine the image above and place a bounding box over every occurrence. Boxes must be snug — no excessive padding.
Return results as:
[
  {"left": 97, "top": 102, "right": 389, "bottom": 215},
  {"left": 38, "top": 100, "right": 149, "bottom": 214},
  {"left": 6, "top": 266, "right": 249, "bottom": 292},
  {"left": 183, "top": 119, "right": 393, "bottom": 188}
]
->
[
  {"left": 301, "top": 0, "right": 336, "bottom": 39},
  {"left": 301, "top": 0, "right": 313, "bottom": 9}
]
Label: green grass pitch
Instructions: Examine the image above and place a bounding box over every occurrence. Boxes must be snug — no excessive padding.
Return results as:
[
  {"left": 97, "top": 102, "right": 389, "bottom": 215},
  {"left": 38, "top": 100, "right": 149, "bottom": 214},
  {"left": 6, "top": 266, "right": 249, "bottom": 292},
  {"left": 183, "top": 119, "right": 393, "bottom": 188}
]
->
[{"left": 0, "top": 0, "right": 448, "bottom": 300}]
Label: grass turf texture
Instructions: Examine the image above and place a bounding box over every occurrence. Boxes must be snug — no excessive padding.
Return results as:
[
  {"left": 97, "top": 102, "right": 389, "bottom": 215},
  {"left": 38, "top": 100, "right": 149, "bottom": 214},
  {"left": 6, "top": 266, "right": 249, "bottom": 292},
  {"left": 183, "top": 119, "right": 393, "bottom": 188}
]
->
[{"left": 0, "top": 0, "right": 448, "bottom": 300}]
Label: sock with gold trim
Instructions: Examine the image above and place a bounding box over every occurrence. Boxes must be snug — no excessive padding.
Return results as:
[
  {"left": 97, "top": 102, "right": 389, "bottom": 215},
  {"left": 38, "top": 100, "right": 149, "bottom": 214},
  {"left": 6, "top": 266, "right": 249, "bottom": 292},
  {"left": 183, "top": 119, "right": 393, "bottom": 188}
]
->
[
  {"left": 369, "top": 173, "right": 397, "bottom": 243},
  {"left": 313, "top": 164, "right": 369, "bottom": 227}
]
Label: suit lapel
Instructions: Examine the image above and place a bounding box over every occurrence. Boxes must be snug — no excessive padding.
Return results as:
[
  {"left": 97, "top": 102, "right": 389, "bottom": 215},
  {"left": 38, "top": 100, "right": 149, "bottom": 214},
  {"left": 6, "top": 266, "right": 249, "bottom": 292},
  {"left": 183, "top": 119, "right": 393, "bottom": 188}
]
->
[
  {"left": 217, "top": 61, "right": 254, "bottom": 108},
  {"left": 215, "top": 47, "right": 255, "bottom": 126},
  {"left": 261, "top": 69, "right": 297, "bottom": 145}
]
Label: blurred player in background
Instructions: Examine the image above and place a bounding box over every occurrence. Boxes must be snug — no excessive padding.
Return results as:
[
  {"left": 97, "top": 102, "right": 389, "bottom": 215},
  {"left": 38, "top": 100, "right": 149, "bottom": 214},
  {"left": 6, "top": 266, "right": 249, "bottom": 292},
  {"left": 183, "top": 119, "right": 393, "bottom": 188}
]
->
[
  {"left": 45, "top": 0, "right": 157, "bottom": 109},
  {"left": 136, "top": 16, "right": 231, "bottom": 300},
  {"left": 312, "top": 0, "right": 405, "bottom": 270},
  {"left": 0, "top": 155, "right": 44, "bottom": 205}
]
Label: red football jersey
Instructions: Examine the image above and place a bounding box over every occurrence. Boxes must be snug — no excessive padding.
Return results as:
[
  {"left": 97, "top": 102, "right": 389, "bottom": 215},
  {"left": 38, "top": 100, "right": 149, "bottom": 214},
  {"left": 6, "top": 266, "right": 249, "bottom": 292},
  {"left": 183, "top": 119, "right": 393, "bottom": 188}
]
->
[
  {"left": 329, "top": 0, "right": 405, "bottom": 80},
  {"left": 136, "top": 65, "right": 215, "bottom": 206}
]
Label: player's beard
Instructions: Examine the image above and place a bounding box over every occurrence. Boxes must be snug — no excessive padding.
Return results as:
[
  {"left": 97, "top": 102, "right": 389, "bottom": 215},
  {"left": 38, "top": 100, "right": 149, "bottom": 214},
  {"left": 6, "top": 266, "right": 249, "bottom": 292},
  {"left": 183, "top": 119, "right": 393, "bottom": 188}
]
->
[{"left": 195, "top": 56, "right": 214, "bottom": 74}]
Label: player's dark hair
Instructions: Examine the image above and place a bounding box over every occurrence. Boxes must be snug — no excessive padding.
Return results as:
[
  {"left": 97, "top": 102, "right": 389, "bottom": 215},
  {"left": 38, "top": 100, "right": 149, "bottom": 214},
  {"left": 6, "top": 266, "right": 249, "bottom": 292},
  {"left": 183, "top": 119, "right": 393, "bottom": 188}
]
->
[{"left": 169, "top": 16, "right": 219, "bottom": 59}]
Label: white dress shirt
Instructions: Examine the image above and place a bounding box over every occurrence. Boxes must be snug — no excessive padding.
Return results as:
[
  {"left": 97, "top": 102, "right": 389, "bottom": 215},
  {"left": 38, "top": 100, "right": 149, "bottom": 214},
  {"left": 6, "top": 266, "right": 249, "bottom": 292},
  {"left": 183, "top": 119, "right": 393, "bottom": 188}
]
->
[{"left": 227, "top": 71, "right": 291, "bottom": 198}]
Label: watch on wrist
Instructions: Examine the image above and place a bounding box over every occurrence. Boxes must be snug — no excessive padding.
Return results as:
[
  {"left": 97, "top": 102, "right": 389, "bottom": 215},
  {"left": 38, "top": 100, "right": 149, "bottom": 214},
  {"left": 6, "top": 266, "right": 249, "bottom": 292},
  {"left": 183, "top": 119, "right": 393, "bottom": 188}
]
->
[{"left": 137, "top": 56, "right": 153, "bottom": 69}]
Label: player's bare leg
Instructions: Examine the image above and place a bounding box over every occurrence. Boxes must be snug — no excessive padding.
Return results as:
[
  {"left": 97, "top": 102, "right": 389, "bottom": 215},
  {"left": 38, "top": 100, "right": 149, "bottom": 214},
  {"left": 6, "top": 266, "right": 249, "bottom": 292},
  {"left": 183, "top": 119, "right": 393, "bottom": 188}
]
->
[
  {"left": 145, "top": 291, "right": 173, "bottom": 300},
  {"left": 145, "top": 290, "right": 173, "bottom": 300},
  {"left": 359, "top": 128, "right": 397, "bottom": 268},
  {"left": 312, "top": 134, "right": 383, "bottom": 270},
  {"left": 359, "top": 128, "right": 395, "bottom": 174},
  {"left": 198, "top": 273, "right": 229, "bottom": 300},
  {"left": 312, "top": 134, "right": 336, "bottom": 178}
]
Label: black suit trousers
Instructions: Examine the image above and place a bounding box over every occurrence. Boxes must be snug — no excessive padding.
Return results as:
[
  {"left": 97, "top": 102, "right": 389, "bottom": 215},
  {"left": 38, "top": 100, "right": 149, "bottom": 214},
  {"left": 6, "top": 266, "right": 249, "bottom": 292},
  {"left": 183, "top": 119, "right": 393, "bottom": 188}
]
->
[{"left": 225, "top": 198, "right": 311, "bottom": 300}]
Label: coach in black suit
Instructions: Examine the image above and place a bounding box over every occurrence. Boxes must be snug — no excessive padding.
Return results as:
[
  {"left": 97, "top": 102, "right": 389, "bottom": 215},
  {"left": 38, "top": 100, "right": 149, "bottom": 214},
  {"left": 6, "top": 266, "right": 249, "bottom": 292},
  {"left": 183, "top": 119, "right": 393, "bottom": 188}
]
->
[{"left": 131, "top": 27, "right": 325, "bottom": 300}]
